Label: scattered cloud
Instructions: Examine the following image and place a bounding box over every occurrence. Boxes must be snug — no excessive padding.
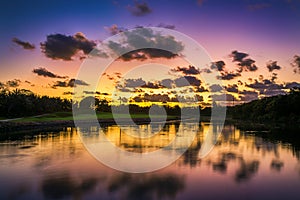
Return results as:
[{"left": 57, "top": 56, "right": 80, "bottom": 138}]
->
[
  {"left": 285, "top": 82, "right": 300, "bottom": 89},
  {"left": 174, "top": 76, "right": 201, "bottom": 87},
  {"left": 172, "top": 65, "right": 200, "bottom": 75},
  {"left": 33, "top": 67, "right": 68, "bottom": 79},
  {"left": 266, "top": 61, "right": 281, "bottom": 72},
  {"left": 124, "top": 78, "right": 146, "bottom": 88},
  {"left": 63, "top": 91, "right": 74, "bottom": 95},
  {"left": 210, "top": 61, "right": 226, "bottom": 71},
  {"left": 218, "top": 71, "right": 241, "bottom": 80},
  {"left": 52, "top": 78, "right": 89, "bottom": 88},
  {"left": 40, "top": 32, "right": 105, "bottom": 61},
  {"left": 239, "top": 90, "right": 259, "bottom": 102},
  {"left": 105, "top": 24, "right": 127, "bottom": 35},
  {"left": 230, "top": 50, "right": 258, "bottom": 72},
  {"left": 12, "top": 37, "right": 35, "bottom": 50},
  {"left": 209, "top": 84, "right": 223, "bottom": 92},
  {"left": 108, "top": 28, "right": 184, "bottom": 61},
  {"left": 210, "top": 94, "right": 238, "bottom": 102},
  {"left": 157, "top": 23, "right": 176, "bottom": 29},
  {"left": 226, "top": 84, "right": 239, "bottom": 93},
  {"left": 127, "top": 2, "right": 152, "bottom": 16}
]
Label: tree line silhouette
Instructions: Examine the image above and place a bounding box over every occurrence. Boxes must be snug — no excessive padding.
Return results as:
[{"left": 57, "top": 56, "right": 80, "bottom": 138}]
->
[
  {"left": 1, "top": 88, "right": 299, "bottom": 124},
  {"left": 228, "top": 89, "right": 300, "bottom": 124}
]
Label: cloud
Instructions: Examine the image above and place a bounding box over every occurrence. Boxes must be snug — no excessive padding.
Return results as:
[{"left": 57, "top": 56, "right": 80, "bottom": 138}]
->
[
  {"left": 108, "top": 28, "right": 184, "bottom": 61},
  {"left": 127, "top": 2, "right": 152, "bottom": 16},
  {"left": 141, "top": 81, "right": 163, "bottom": 89},
  {"left": 247, "top": 3, "right": 271, "bottom": 11},
  {"left": 195, "top": 86, "right": 208, "bottom": 92},
  {"left": 230, "top": 50, "right": 258, "bottom": 72},
  {"left": 161, "top": 79, "right": 173, "bottom": 89},
  {"left": 291, "top": 55, "right": 300, "bottom": 73},
  {"left": 226, "top": 84, "right": 239, "bottom": 93},
  {"left": 210, "top": 94, "right": 238, "bottom": 102},
  {"left": 40, "top": 32, "right": 104, "bottom": 61},
  {"left": 6, "top": 79, "right": 21, "bottom": 87},
  {"left": 285, "top": 82, "right": 300, "bottom": 89},
  {"left": 157, "top": 23, "right": 175, "bottom": 29},
  {"left": 210, "top": 61, "right": 226, "bottom": 71},
  {"left": 210, "top": 60, "right": 241, "bottom": 80},
  {"left": 239, "top": 90, "right": 259, "bottom": 102},
  {"left": 124, "top": 78, "right": 146, "bottom": 88},
  {"left": 33, "top": 67, "right": 68, "bottom": 79},
  {"left": 174, "top": 76, "right": 201, "bottom": 87},
  {"left": 266, "top": 61, "right": 281, "bottom": 72},
  {"left": 105, "top": 24, "right": 127, "bottom": 35},
  {"left": 63, "top": 91, "right": 74, "bottom": 95},
  {"left": 172, "top": 65, "right": 200, "bottom": 75},
  {"left": 209, "top": 84, "right": 223, "bottom": 92},
  {"left": 52, "top": 78, "right": 89, "bottom": 88},
  {"left": 12, "top": 38, "right": 35, "bottom": 50},
  {"left": 218, "top": 71, "right": 241, "bottom": 80}
]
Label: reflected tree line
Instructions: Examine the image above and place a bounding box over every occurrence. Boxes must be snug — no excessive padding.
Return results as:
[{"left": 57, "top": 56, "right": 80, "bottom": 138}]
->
[{"left": 2, "top": 123, "right": 300, "bottom": 199}]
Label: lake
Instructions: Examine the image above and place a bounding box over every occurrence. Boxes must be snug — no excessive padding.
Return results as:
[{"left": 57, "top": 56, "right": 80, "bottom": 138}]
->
[{"left": 0, "top": 122, "right": 299, "bottom": 200}]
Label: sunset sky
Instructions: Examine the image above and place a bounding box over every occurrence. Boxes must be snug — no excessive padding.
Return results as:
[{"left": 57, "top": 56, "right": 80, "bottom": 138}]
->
[{"left": 1, "top": 0, "right": 300, "bottom": 106}]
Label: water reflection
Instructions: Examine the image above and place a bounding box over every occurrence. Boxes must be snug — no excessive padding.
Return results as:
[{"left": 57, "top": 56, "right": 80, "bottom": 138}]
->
[
  {"left": 107, "top": 173, "right": 185, "bottom": 200},
  {"left": 0, "top": 123, "right": 299, "bottom": 199},
  {"left": 41, "top": 172, "right": 98, "bottom": 199}
]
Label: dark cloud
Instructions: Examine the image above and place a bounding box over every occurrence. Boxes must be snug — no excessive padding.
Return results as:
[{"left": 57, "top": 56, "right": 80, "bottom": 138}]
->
[
  {"left": 33, "top": 67, "right": 68, "bottom": 79},
  {"left": 52, "top": 79, "right": 89, "bottom": 88},
  {"left": 172, "top": 65, "right": 200, "bottom": 75},
  {"left": 6, "top": 79, "right": 21, "bottom": 87},
  {"left": 161, "top": 79, "right": 173, "bottom": 89},
  {"left": 285, "top": 82, "right": 300, "bottom": 89},
  {"left": 239, "top": 90, "right": 259, "bottom": 102},
  {"left": 108, "top": 28, "right": 184, "bottom": 61},
  {"left": 291, "top": 55, "right": 300, "bottom": 73},
  {"left": 247, "top": 3, "right": 271, "bottom": 11},
  {"left": 209, "top": 84, "right": 224, "bottom": 92},
  {"left": 259, "top": 89, "right": 286, "bottom": 97},
  {"left": 218, "top": 71, "right": 241, "bottom": 80},
  {"left": 63, "top": 91, "right": 74, "bottom": 95},
  {"left": 174, "top": 76, "right": 201, "bottom": 87},
  {"left": 127, "top": 2, "right": 152, "bottom": 16},
  {"left": 210, "top": 94, "right": 238, "bottom": 102},
  {"left": 231, "top": 50, "right": 248, "bottom": 62},
  {"left": 141, "top": 81, "right": 163, "bottom": 89},
  {"left": 226, "top": 84, "right": 239, "bottom": 93},
  {"left": 266, "top": 61, "right": 281, "bottom": 72},
  {"left": 210, "top": 61, "right": 225, "bottom": 71},
  {"left": 124, "top": 78, "right": 146, "bottom": 88},
  {"left": 230, "top": 50, "right": 258, "bottom": 72},
  {"left": 210, "top": 60, "right": 241, "bottom": 80},
  {"left": 195, "top": 86, "right": 208, "bottom": 92},
  {"left": 12, "top": 37, "right": 35, "bottom": 50},
  {"left": 83, "top": 91, "right": 96, "bottom": 95},
  {"left": 132, "top": 93, "right": 170, "bottom": 102},
  {"left": 41, "top": 32, "right": 104, "bottom": 61}
]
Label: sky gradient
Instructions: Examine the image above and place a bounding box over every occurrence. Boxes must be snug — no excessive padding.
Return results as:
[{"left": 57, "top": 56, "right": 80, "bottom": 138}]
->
[{"left": 1, "top": 0, "right": 300, "bottom": 106}]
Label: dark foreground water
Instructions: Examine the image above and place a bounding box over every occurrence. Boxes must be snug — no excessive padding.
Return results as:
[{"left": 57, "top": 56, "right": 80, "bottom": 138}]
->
[{"left": 0, "top": 123, "right": 299, "bottom": 200}]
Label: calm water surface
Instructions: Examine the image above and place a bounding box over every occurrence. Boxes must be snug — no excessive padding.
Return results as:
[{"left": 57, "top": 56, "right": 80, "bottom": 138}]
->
[{"left": 0, "top": 123, "right": 299, "bottom": 200}]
